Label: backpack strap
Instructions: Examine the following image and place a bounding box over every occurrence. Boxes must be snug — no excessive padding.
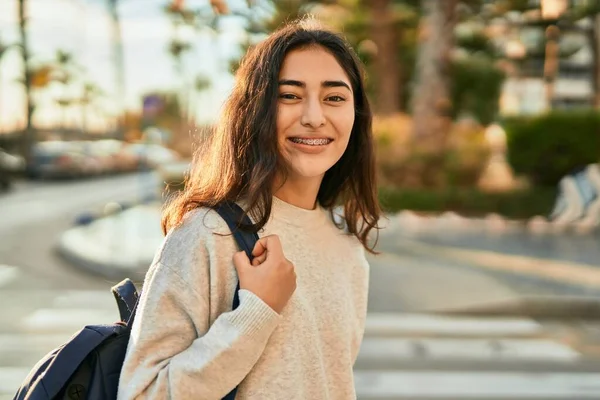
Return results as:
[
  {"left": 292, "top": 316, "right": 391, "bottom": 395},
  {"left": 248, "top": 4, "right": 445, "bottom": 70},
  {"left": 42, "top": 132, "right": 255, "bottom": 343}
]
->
[
  {"left": 213, "top": 201, "right": 260, "bottom": 309},
  {"left": 213, "top": 201, "right": 259, "bottom": 400},
  {"left": 111, "top": 278, "right": 139, "bottom": 323},
  {"left": 29, "top": 325, "right": 118, "bottom": 400}
]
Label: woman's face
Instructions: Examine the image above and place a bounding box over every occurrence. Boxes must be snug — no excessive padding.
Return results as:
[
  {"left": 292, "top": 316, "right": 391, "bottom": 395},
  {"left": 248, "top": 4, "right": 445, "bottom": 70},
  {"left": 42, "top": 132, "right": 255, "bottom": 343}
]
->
[{"left": 276, "top": 46, "right": 355, "bottom": 184}]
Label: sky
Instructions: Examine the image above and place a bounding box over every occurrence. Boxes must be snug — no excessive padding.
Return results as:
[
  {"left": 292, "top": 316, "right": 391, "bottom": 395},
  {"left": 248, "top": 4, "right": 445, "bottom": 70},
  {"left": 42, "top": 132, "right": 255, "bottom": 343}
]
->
[{"left": 0, "top": 0, "right": 253, "bottom": 132}]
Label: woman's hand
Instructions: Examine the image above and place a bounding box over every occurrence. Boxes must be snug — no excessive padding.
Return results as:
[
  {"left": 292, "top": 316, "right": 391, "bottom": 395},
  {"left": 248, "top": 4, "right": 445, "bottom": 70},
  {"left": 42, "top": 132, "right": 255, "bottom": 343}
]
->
[{"left": 233, "top": 235, "right": 296, "bottom": 314}]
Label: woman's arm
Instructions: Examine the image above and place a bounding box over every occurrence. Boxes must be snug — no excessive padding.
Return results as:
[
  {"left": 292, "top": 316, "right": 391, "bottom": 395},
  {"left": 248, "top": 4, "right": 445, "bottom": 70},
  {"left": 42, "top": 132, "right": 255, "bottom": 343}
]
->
[{"left": 117, "top": 212, "right": 281, "bottom": 399}]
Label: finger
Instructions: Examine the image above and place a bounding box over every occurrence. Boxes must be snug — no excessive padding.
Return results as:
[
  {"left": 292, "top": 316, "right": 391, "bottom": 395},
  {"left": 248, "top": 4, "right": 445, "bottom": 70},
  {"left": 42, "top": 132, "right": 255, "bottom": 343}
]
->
[
  {"left": 251, "top": 252, "right": 267, "bottom": 266},
  {"left": 232, "top": 250, "right": 251, "bottom": 273},
  {"left": 253, "top": 235, "right": 283, "bottom": 258},
  {"left": 252, "top": 238, "right": 267, "bottom": 257}
]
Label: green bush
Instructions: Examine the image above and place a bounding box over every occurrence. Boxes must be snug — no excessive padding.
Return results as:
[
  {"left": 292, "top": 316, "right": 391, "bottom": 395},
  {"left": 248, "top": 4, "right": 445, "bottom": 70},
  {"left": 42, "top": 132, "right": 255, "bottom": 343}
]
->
[
  {"left": 378, "top": 186, "right": 557, "bottom": 220},
  {"left": 503, "top": 110, "right": 600, "bottom": 186},
  {"left": 450, "top": 58, "right": 505, "bottom": 125}
]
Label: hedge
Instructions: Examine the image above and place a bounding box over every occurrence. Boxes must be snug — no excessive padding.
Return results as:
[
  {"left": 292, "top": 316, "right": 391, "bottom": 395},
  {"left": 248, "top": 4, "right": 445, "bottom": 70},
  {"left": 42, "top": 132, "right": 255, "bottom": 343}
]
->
[{"left": 503, "top": 110, "right": 600, "bottom": 186}]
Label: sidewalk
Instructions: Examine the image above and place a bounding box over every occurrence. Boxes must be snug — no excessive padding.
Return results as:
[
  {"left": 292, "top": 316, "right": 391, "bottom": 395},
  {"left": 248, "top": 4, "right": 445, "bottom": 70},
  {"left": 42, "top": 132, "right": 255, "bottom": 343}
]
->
[{"left": 57, "top": 204, "right": 600, "bottom": 319}]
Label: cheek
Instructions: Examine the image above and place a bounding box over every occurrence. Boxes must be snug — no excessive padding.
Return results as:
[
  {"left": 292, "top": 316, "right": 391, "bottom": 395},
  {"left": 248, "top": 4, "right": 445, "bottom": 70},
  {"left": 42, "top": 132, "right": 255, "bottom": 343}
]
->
[
  {"left": 334, "top": 111, "right": 355, "bottom": 144},
  {"left": 276, "top": 107, "right": 295, "bottom": 143}
]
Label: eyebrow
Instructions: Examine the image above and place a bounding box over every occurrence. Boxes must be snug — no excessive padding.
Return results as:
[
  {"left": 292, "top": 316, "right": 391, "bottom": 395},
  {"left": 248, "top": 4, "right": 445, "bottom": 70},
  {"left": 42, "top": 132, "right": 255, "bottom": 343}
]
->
[{"left": 278, "top": 79, "right": 352, "bottom": 92}]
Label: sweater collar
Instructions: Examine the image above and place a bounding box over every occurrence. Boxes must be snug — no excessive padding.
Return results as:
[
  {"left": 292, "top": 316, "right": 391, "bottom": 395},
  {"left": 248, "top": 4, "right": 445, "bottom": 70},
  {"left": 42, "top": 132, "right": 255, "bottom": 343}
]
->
[{"left": 270, "top": 195, "right": 329, "bottom": 228}]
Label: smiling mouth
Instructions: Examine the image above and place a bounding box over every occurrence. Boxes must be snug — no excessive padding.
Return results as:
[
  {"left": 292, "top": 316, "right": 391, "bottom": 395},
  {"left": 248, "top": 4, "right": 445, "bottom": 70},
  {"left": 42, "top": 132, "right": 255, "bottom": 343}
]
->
[{"left": 288, "top": 137, "right": 333, "bottom": 146}]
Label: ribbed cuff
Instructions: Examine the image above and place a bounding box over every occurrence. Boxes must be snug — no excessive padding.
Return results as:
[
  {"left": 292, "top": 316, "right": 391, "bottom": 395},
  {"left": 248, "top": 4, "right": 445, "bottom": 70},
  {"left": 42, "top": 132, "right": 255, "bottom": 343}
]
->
[{"left": 227, "top": 289, "right": 282, "bottom": 338}]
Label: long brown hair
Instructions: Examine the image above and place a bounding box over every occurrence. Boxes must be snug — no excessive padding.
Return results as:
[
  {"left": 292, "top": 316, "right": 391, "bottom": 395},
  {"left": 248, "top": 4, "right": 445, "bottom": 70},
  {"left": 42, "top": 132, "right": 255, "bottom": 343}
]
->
[{"left": 162, "top": 18, "right": 381, "bottom": 253}]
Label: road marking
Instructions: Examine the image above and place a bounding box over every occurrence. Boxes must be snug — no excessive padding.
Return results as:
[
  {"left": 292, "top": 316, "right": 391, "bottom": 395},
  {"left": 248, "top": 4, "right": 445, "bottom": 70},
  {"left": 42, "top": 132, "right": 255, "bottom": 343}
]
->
[
  {"left": 365, "top": 313, "right": 542, "bottom": 337},
  {"left": 52, "top": 290, "right": 115, "bottom": 309},
  {"left": 0, "top": 367, "right": 29, "bottom": 394},
  {"left": 402, "top": 240, "right": 600, "bottom": 288},
  {"left": 0, "top": 265, "right": 19, "bottom": 288},
  {"left": 354, "top": 371, "right": 600, "bottom": 398},
  {"left": 21, "top": 308, "right": 117, "bottom": 332},
  {"left": 357, "top": 337, "right": 580, "bottom": 363},
  {"left": 0, "top": 333, "right": 71, "bottom": 353}
]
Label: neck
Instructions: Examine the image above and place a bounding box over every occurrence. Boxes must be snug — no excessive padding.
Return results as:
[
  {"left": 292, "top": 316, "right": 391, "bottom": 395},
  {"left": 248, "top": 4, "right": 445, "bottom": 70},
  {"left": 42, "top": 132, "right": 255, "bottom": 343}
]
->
[{"left": 273, "top": 174, "right": 322, "bottom": 210}]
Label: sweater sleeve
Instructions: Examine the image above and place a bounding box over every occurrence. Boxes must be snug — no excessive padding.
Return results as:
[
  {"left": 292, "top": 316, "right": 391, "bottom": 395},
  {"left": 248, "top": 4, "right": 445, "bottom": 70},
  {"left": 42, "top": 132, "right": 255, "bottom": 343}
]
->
[
  {"left": 351, "top": 251, "right": 370, "bottom": 365},
  {"left": 117, "top": 212, "right": 281, "bottom": 400}
]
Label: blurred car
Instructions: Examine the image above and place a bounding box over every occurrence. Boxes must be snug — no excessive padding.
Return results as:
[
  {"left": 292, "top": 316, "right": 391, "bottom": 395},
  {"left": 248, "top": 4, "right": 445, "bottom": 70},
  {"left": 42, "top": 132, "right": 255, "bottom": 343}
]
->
[
  {"left": 123, "top": 143, "right": 180, "bottom": 170},
  {"left": 27, "top": 141, "right": 86, "bottom": 179},
  {"left": 0, "top": 147, "right": 26, "bottom": 191}
]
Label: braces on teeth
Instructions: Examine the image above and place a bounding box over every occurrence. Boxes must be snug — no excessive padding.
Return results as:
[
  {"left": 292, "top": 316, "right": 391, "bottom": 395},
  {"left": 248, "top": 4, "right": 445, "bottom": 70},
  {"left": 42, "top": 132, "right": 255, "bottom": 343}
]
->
[{"left": 291, "top": 138, "right": 331, "bottom": 145}]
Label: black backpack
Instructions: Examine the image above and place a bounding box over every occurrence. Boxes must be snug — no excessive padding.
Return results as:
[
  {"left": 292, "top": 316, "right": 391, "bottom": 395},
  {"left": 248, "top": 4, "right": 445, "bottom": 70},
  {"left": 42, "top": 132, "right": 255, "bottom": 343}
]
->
[{"left": 13, "top": 202, "right": 259, "bottom": 400}]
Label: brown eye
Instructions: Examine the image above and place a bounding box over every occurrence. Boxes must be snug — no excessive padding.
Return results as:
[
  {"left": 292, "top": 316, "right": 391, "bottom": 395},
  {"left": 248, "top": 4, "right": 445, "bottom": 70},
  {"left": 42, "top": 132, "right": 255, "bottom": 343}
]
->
[
  {"left": 280, "top": 93, "right": 299, "bottom": 100},
  {"left": 327, "top": 95, "right": 345, "bottom": 102}
]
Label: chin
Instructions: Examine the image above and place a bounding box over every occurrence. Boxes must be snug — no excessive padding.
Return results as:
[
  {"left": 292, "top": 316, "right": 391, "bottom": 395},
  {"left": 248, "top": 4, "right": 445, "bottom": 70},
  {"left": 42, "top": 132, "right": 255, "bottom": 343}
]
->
[{"left": 288, "top": 164, "right": 331, "bottom": 180}]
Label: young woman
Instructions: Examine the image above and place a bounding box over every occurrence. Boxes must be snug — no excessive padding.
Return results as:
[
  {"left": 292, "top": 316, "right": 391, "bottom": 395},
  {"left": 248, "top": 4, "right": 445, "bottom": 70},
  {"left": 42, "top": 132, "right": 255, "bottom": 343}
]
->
[{"left": 117, "top": 17, "right": 381, "bottom": 400}]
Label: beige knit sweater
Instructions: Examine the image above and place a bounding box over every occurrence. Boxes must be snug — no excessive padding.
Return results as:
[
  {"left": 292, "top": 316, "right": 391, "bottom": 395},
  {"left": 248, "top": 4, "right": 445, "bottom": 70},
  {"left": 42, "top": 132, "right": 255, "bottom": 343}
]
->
[{"left": 117, "top": 196, "right": 370, "bottom": 400}]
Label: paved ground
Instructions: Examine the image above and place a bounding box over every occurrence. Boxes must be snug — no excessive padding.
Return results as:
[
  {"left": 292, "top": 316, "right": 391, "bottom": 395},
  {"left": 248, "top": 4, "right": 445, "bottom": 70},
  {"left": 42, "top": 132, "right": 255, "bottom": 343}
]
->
[{"left": 2, "top": 174, "right": 600, "bottom": 399}]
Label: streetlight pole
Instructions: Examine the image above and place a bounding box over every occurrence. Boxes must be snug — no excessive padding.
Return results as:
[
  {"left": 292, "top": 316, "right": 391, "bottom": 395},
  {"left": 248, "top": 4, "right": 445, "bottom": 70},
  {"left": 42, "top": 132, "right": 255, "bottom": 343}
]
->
[{"left": 108, "top": 0, "right": 126, "bottom": 139}]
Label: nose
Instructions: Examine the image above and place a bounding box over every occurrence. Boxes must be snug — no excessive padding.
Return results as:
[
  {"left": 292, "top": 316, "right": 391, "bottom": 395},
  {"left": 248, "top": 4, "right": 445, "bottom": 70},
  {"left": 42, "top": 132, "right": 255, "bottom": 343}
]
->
[{"left": 300, "top": 97, "right": 326, "bottom": 128}]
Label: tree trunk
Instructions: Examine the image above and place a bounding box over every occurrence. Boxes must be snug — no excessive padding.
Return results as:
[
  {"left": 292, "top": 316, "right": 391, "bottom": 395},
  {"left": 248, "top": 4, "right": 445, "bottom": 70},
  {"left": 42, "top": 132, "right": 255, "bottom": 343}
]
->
[
  {"left": 411, "top": 0, "right": 457, "bottom": 148},
  {"left": 367, "top": 0, "right": 402, "bottom": 115},
  {"left": 18, "top": 0, "right": 35, "bottom": 165},
  {"left": 592, "top": 13, "right": 600, "bottom": 108}
]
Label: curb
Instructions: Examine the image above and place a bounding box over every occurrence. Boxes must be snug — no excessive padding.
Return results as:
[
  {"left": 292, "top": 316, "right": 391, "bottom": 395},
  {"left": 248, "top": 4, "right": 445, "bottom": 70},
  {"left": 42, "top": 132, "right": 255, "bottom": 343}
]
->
[
  {"left": 55, "top": 243, "right": 148, "bottom": 282},
  {"left": 56, "top": 203, "right": 163, "bottom": 282},
  {"left": 435, "top": 295, "right": 600, "bottom": 321},
  {"left": 398, "top": 239, "right": 600, "bottom": 290},
  {"left": 72, "top": 195, "right": 159, "bottom": 227}
]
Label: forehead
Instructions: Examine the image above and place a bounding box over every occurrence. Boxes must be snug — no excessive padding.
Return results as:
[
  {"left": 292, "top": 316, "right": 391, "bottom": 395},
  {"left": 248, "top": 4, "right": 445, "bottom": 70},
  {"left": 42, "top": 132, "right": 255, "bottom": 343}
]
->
[{"left": 278, "top": 47, "right": 351, "bottom": 84}]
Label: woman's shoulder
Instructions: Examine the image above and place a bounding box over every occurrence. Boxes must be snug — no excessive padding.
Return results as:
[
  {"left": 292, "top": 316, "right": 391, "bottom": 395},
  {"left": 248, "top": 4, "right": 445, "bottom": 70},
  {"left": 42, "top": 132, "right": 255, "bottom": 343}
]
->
[{"left": 152, "top": 207, "right": 231, "bottom": 269}]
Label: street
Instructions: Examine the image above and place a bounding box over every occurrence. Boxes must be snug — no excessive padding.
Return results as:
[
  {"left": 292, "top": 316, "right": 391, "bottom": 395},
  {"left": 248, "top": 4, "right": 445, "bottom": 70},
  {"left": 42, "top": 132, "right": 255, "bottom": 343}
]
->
[{"left": 1, "top": 174, "right": 600, "bottom": 399}]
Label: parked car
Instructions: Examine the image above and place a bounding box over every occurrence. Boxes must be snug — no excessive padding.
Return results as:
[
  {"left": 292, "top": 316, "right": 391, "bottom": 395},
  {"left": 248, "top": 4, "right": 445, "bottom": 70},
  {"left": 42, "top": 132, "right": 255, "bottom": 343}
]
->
[
  {"left": 0, "top": 147, "right": 25, "bottom": 191},
  {"left": 27, "top": 141, "right": 85, "bottom": 179}
]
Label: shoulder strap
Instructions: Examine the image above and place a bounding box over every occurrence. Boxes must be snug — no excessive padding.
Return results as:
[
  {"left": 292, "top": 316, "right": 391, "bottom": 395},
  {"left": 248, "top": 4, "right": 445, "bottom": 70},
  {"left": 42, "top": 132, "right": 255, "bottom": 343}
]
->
[
  {"left": 111, "top": 278, "right": 139, "bottom": 324},
  {"left": 213, "top": 201, "right": 259, "bottom": 400},
  {"left": 213, "top": 201, "right": 260, "bottom": 309}
]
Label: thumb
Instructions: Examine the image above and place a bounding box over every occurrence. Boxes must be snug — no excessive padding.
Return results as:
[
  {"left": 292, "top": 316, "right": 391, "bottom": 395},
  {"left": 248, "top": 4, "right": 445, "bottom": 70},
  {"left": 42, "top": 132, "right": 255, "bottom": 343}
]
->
[{"left": 232, "top": 250, "right": 252, "bottom": 274}]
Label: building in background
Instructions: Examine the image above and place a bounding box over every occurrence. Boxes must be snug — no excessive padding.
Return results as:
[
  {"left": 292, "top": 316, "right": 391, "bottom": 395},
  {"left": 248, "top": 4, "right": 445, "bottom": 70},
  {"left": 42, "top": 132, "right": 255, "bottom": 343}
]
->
[{"left": 499, "top": 0, "right": 598, "bottom": 115}]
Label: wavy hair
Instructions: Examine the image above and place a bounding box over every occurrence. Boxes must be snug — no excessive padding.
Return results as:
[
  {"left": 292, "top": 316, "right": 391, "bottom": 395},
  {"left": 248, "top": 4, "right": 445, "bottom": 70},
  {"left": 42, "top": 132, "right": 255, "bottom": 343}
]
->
[{"left": 162, "top": 18, "right": 381, "bottom": 252}]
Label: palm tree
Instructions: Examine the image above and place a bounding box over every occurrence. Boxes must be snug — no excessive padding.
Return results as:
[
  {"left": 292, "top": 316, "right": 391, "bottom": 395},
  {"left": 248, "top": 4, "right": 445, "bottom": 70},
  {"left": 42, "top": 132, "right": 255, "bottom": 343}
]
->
[
  {"left": 411, "top": 0, "right": 458, "bottom": 148},
  {"left": 18, "top": 0, "right": 35, "bottom": 165},
  {"left": 363, "top": 0, "right": 402, "bottom": 114},
  {"left": 0, "top": 37, "right": 16, "bottom": 134},
  {"left": 53, "top": 50, "right": 77, "bottom": 130},
  {"left": 79, "top": 82, "right": 104, "bottom": 135}
]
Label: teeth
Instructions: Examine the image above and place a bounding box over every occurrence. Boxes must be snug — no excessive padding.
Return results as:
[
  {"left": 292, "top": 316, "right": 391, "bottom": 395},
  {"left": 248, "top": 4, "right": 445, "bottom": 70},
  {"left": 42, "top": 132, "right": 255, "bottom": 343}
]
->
[{"left": 290, "top": 138, "right": 331, "bottom": 146}]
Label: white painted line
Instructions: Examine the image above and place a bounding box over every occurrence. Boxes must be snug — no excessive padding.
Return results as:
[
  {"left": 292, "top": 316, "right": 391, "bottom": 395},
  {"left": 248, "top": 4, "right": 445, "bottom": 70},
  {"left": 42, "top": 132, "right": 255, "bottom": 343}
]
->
[
  {"left": 20, "top": 308, "right": 117, "bottom": 332},
  {"left": 365, "top": 313, "right": 542, "bottom": 336},
  {"left": 52, "top": 290, "right": 115, "bottom": 309},
  {"left": 0, "top": 265, "right": 19, "bottom": 288},
  {"left": 354, "top": 371, "right": 600, "bottom": 398},
  {"left": 357, "top": 337, "right": 580, "bottom": 363},
  {"left": 0, "top": 333, "right": 71, "bottom": 353},
  {"left": 0, "top": 367, "right": 29, "bottom": 394},
  {"left": 404, "top": 240, "right": 600, "bottom": 288}
]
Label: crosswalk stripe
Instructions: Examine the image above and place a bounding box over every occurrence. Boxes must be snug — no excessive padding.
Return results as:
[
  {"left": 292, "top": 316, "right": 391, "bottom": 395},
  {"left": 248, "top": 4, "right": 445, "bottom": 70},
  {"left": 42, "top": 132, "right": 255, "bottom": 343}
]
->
[
  {"left": 0, "top": 334, "right": 71, "bottom": 353},
  {"left": 353, "top": 371, "right": 600, "bottom": 398},
  {"left": 365, "top": 313, "right": 543, "bottom": 336},
  {"left": 51, "top": 290, "right": 115, "bottom": 309},
  {"left": 0, "top": 265, "right": 19, "bottom": 289},
  {"left": 357, "top": 337, "right": 580, "bottom": 363},
  {"left": 20, "top": 308, "right": 118, "bottom": 332},
  {"left": 0, "top": 367, "right": 29, "bottom": 394}
]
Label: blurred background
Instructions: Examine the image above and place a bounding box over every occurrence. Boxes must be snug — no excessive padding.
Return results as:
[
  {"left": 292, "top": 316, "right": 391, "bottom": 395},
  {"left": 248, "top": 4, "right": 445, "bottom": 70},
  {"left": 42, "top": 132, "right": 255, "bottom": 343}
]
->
[{"left": 2, "top": 0, "right": 600, "bottom": 398}]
